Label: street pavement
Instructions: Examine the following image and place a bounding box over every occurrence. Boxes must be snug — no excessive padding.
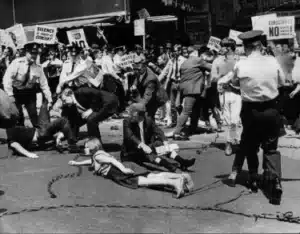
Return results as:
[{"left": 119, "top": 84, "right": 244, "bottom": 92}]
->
[{"left": 1, "top": 116, "right": 300, "bottom": 233}]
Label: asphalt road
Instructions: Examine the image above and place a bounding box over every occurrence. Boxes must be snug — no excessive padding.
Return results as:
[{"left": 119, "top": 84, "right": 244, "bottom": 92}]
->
[{"left": 1, "top": 118, "right": 300, "bottom": 233}]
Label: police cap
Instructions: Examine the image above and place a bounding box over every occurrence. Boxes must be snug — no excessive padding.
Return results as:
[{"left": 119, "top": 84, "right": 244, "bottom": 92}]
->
[
  {"left": 238, "top": 30, "right": 263, "bottom": 45},
  {"left": 24, "top": 42, "right": 40, "bottom": 54}
]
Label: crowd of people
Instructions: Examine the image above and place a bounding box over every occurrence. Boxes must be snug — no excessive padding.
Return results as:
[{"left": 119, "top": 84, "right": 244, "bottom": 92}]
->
[{"left": 0, "top": 29, "right": 299, "bottom": 204}]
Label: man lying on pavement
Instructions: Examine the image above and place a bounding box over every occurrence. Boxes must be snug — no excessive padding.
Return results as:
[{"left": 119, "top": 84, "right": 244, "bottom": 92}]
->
[{"left": 6, "top": 98, "right": 80, "bottom": 158}]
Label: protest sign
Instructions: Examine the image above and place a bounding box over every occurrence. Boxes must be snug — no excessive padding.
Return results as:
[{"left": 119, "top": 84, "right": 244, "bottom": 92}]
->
[
  {"left": 67, "top": 29, "right": 89, "bottom": 48},
  {"left": 207, "top": 36, "right": 221, "bottom": 52},
  {"left": 134, "top": 19, "right": 145, "bottom": 36},
  {"left": 5, "top": 24, "right": 28, "bottom": 49},
  {"left": 34, "top": 25, "right": 57, "bottom": 44},
  {"left": 267, "top": 16, "right": 295, "bottom": 40},
  {"left": 0, "top": 30, "right": 16, "bottom": 51},
  {"left": 251, "top": 14, "right": 277, "bottom": 33},
  {"left": 118, "top": 54, "right": 136, "bottom": 68},
  {"left": 229, "top": 29, "right": 243, "bottom": 45}
]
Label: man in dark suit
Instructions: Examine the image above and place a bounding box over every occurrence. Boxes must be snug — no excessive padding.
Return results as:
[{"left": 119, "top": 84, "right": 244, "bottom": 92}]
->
[
  {"left": 131, "top": 56, "right": 168, "bottom": 119},
  {"left": 167, "top": 46, "right": 212, "bottom": 141},
  {"left": 121, "top": 103, "right": 195, "bottom": 172},
  {"left": 60, "top": 87, "right": 119, "bottom": 142}
]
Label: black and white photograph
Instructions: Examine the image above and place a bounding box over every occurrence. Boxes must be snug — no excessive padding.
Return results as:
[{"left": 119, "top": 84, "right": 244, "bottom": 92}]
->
[{"left": 0, "top": 0, "right": 300, "bottom": 233}]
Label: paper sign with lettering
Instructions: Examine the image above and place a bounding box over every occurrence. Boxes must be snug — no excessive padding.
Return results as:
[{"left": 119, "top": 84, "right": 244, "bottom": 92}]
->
[
  {"left": 67, "top": 29, "right": 89, "bottom": 48},
  {"left": 251, "top": 14, "right": 277, "bottom": 33},
  {"left": 229, "top": 29, "right": 243, "bottom": 45},
  {"left": 5, "top": 24, "right": 28, "bottom": 49},
  {"left": 134, "top": 19, "right": 145, "bottom": 36},
  {"left": 207, "top": 36, "right": 221, "bottom": 52},
  {"left": 34, "top": 25, "right": 57, "bottom": 44},
  {"left": 118, "top": 54, "right": 136, "bottom": 68},
  {"left": 0, "top": 30, "right": 16, "bottom": 51},
  {"left": 267, "top": 16, "right": 295, "bottom": 40}
]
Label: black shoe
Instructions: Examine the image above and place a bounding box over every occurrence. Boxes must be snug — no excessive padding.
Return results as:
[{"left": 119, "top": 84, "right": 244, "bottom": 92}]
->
[
  {"left": 269, "top": 178, "right": 283, "bottom": 205},
  {"left": 173, "top": 134, "right": 189, "bottom": 141},
  {"left": 248, "top": 177, "right": 258, "bottom": 193},
  {"left": 179, "top": 158, "right": 196, "bottom": 171}
]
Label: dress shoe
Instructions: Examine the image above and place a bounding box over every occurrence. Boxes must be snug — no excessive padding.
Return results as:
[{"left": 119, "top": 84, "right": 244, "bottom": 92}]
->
[
  {"left": 182, "top": 173, "right": 194, "bottom": 192},
  {"left": 225, "top": 142, "right": 233, "bottom": 156},
  {"left": 173, "top": 177, "right": 185, "bottom": 199},
  {"left": 173, "top": 133, "right": 189, "bottom": 141},
  {"left": 248, "top": 178, "right": 258, "bottom": 193},
  {"left": 269, "top": 178, "right": 283, "bottom": 205},
  {"left": 177, "top": 157, "right": 196, "bottom": 171}
]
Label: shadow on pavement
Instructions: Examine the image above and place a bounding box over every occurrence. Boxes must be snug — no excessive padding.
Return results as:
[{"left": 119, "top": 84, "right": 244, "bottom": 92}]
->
[{"left": 0, "top": 190, "right": 5, "bottom": 196}]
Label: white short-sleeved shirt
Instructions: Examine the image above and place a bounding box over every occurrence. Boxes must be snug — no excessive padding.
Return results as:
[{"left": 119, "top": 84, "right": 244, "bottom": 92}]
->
[{"left": 234, "top": 52, "right": 285, "bottom": 102}]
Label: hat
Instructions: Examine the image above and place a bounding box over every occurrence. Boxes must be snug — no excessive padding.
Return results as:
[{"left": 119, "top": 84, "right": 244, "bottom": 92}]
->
[
  {"left": 238, "top": 30, "right": 264, "bottom": 44},
  {"left": 24, "top": 42, "right": 40, "bottom": 54},
  {"left": 91, "top": 44, "right": 100, "bottom": 50},
  {"left": 129, "top": 103, "right": 146, "bottom": 115}
]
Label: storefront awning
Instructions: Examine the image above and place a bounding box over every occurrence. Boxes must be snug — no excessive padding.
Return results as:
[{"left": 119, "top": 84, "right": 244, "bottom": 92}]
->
[
  {"left": 147, "top": 15, "right": 178, "bottom": 22},
  {"left": 24, "top": 11, "right": 126, "bottom": 31}
]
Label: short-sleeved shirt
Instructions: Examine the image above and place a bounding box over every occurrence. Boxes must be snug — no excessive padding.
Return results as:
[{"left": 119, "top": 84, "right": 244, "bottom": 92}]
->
[
  {"left": 6, "top": 127, "right": 36, "bottom": 148},
  {"left": 234, "top": 52, "right": 285, "bottom": 102}
]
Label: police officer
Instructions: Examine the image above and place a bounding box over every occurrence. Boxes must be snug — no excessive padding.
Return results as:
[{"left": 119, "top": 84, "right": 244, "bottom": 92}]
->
[
  {"left": 3, "top": 42, "right": 52, "bottom": 127},
  {"left": 232, "top": 30, "right": 285, "bottom": 205},
  {"left": 57, "top": 45, "right": 80, "bottom": 91}
]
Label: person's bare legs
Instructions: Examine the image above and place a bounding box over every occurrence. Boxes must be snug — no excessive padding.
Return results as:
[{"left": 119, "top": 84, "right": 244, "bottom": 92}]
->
[
  {"left": 137, "top": 175, "right": 185, "bottom": 198},
  {"left": 147, "top": 172, "right": 194, "bottom": 192}
]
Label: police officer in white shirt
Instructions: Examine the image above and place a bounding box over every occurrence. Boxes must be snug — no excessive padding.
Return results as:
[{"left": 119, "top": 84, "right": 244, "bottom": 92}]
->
[
  {"left": 3, "top": 43, "right": 52, "bottom": 127},
  {"left": 232, "top": 30, "right": 285, "bottom": 205}
]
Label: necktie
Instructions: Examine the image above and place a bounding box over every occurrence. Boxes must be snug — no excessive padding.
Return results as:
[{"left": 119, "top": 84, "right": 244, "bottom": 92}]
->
[
  {"left": 71, "top": 62, "right": 75, "bottom": 73},
  {"left": 139, "top": 122, "right": 145, "bottom": 143},
  {"left": 22, "top": 64, "right": 31, "bottom": 86},
  {"left": 174, "top": 58, "right": 178, "bottom": 80}
]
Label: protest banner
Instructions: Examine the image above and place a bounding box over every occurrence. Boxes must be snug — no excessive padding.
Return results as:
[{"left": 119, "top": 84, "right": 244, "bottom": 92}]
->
[
  {"left": 67, "top": 29, "right": 89, "bottom": 48},
  {"left": 134, "top": 19, "right": 146, "bottom": 36},
  {"left": 118, "top": 54, "right": 136, "bottom": 68},
  {"left": 5, "top": 24, "right": 28, "bottom": 49},
  {"left": 229, "top": 29, "right": 243, "bottom": 45},
  {"left": 34, "top": 25, "right": 57, "bottom": 44},
  {"left": 251, "top": 14, "right": 277, "bottom": 33},
  {"left": 267, "top": 16, "right": 295, "bottom": 40},
  {"left": 207, "top": 36, "right": 221, "bottom": 52},
  {"left": 0, "top": 30, "right": 16, "bottom": 51}
]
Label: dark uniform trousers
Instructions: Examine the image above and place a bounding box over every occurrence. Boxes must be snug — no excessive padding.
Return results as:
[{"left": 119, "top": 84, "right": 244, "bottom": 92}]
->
[
  {"left": 240, "top": 99, "right": 282, "bottom": 180},
  {"left": 14, "top": 88, "right": 38, "bottom": 127},
  {"left": 36, "top": 97, "right": 76, "bottom": 145}
]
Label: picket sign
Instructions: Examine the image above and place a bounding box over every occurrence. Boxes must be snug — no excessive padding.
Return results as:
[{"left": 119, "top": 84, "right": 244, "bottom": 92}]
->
[
  {"left": 34, "top": 25, "right": 57, "bottom": 44},
  {"left": 0, "top": 30, "right": 16, "bottom": 51},
  {"left": 67, "top": 29, "right": 89, "bottom": 48},
  {"left": 229, "top": 29, "right": 243, "bottom": 45},
  {"left": 207, "top": 36, "right": 221, "bottom": 52},
  {"left": 267, "top": 16, "right": 295, "bottom": 40},
  {"left": 134, "top": 19, "right": 146, "bottom": 36},
  {"left": 251, "top": 14, "right": 277, "bottom": 32},
  {"left": 118, "top": 54, "right": 136, "bottom": 68},
  {"left": 82, "top": 62, "right": 104, "bottom": 88},
  {"left": 5, "top": 24, "right": 28, "bottom": 49}
]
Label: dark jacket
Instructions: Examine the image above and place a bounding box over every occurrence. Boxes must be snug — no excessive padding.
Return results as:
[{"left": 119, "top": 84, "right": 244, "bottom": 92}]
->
[
  {"left": 133, "top": 67, "right": 168, "bottom": 106},
  {"left": 180, "top": 57, "right": 212, "bottom": 96},
  {"left": 121, "top": 116, "right": 167, "bottom": 156},
  {"left": 74, "top": 87, "right": 118, "bottom": 113}
]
